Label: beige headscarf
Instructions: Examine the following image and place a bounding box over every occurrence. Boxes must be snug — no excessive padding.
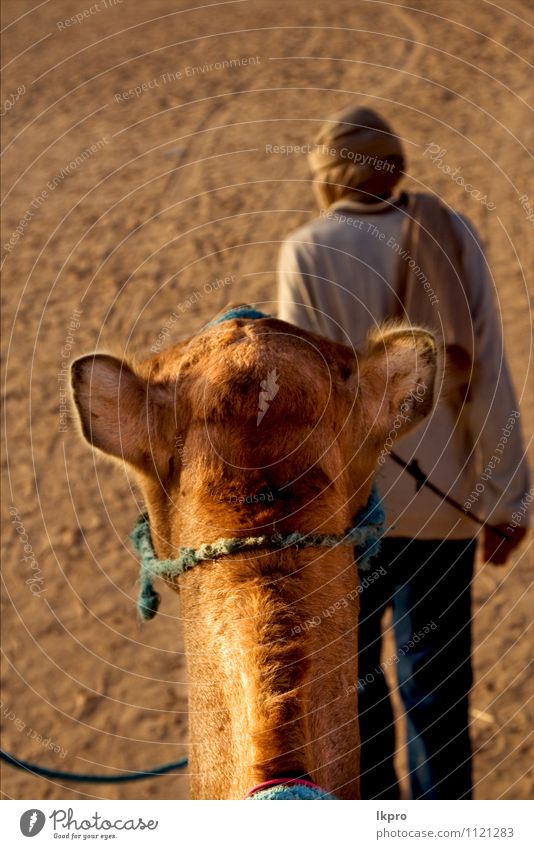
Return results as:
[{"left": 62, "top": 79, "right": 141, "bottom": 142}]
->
[{"left": 308, "top": 106, "right": 405, "bottom": 206}]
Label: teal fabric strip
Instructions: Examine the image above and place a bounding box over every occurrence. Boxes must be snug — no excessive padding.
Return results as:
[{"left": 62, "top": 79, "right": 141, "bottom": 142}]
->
[
  {"left": 208, "top": 305, "right": 270, "bottom": 325},
  {"left": 247, "top": 783, "right": 333, "bottom": 800}
]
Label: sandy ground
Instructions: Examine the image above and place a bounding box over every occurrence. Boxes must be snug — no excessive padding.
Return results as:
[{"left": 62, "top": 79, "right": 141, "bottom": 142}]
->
[{"left": 1, "top": 0, "right": 532, "bottom": 801}]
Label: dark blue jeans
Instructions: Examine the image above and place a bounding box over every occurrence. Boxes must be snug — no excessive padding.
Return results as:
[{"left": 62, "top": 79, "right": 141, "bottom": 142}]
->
[{"left": 357, "top": 537, "right": 476, "bottom": 800}]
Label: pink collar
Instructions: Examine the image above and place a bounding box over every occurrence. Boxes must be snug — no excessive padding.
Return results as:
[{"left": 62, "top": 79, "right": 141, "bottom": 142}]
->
[{"left": 244, "top": 777, "right": 327, "bottom": 799}]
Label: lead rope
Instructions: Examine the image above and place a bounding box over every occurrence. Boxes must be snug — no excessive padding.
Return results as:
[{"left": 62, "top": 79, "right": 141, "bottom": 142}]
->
[
  {"left": 132, "top": 484, "right": 385, "bottom": 621},
  {"left": 0, "top": 749, "right": 187, "bottom": 784},
  {"left": 389, "top": 452, "right": 511, "bottom": 541}
]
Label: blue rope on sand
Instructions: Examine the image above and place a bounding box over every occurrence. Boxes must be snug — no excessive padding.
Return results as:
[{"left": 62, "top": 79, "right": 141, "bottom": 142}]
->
[{"left": 0, "top": 749, "right": 187, "bottom": 784}]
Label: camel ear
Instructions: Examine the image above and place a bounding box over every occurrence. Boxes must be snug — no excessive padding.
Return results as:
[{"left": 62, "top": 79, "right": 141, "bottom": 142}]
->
[
  {"left": 361, "top": 325, "right": 438, "bottom": 441},
  {"left": 71, "top": 354, "right": 172, "bottom": 471}
]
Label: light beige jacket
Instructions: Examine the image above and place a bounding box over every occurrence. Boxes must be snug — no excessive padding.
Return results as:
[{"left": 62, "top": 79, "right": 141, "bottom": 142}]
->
[{"left": 277, "top": 196, "right": 530, "bottom": 539}]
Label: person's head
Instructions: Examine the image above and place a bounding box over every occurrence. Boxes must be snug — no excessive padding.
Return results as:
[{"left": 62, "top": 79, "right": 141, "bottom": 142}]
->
[{"left": 308, "top": 106, "right": 405, "bottom": 208}]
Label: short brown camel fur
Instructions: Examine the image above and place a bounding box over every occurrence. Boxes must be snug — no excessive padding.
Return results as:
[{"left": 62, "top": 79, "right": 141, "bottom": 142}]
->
[{"left": 71, "top": 307, "right": 437, "bottom": 799}]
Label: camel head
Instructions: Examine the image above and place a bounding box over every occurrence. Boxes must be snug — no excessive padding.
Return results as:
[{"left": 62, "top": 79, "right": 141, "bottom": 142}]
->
[
  {"left": 71, "top": 309, "right": 437, "bottom": 535},
  {"left": 71, "top": 306, "right": 437, "bottom": 799}
]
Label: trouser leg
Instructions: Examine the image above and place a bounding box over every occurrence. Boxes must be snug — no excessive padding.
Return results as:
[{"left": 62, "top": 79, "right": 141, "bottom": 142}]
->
[
  {"left": 391, "top": 538, "right": 475, "bottom": 799},
  {"left": 358, "top": 543, "right": 400, "bottom": 799}
]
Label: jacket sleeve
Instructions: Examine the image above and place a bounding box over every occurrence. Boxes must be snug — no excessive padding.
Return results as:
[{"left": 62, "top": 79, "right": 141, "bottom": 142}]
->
[
  {"left": 276, "top": 236, "right": 328, "bottom": 336},
  {"left": 454, "top": 214, "right": 531, "bottom": 527}
]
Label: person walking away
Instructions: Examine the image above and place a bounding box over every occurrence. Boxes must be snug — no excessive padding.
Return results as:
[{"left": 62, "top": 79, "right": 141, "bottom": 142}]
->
[{"left": 277, "top": 106, "right": 530, "bottom": 799}]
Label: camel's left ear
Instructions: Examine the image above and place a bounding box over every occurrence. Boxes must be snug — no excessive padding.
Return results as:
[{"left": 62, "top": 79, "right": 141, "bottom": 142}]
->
[
  {"left": 71, "top": 354, "right": 174, "bottom": 473},
  {"left": 360, "top": 325, "right": 438, "bottom": 440}
]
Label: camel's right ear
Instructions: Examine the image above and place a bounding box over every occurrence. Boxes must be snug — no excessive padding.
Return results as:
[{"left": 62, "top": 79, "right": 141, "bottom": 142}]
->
[
  {"left": 71, "top": 354, "right": 172, "bottom": 471},
  {"left": 360, "top": 325, "right": 438, "bottom": 441}
]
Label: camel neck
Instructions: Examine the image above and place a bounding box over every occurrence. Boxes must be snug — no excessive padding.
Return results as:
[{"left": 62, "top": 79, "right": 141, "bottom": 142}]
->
[{"left": 179, "top": 544, "right": 360, "bottom": 799}]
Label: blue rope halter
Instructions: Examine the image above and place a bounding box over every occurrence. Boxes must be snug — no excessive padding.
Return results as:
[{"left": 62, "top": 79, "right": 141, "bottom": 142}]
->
[
  {"left": 130, "top": 485, "right": 385, "bottom": 621},
  {"left": 129, "top": 304, "right": 385, "bottom": 620},
  {"left": 208, "top": 304, "right": 270, "bottom": 324}
]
